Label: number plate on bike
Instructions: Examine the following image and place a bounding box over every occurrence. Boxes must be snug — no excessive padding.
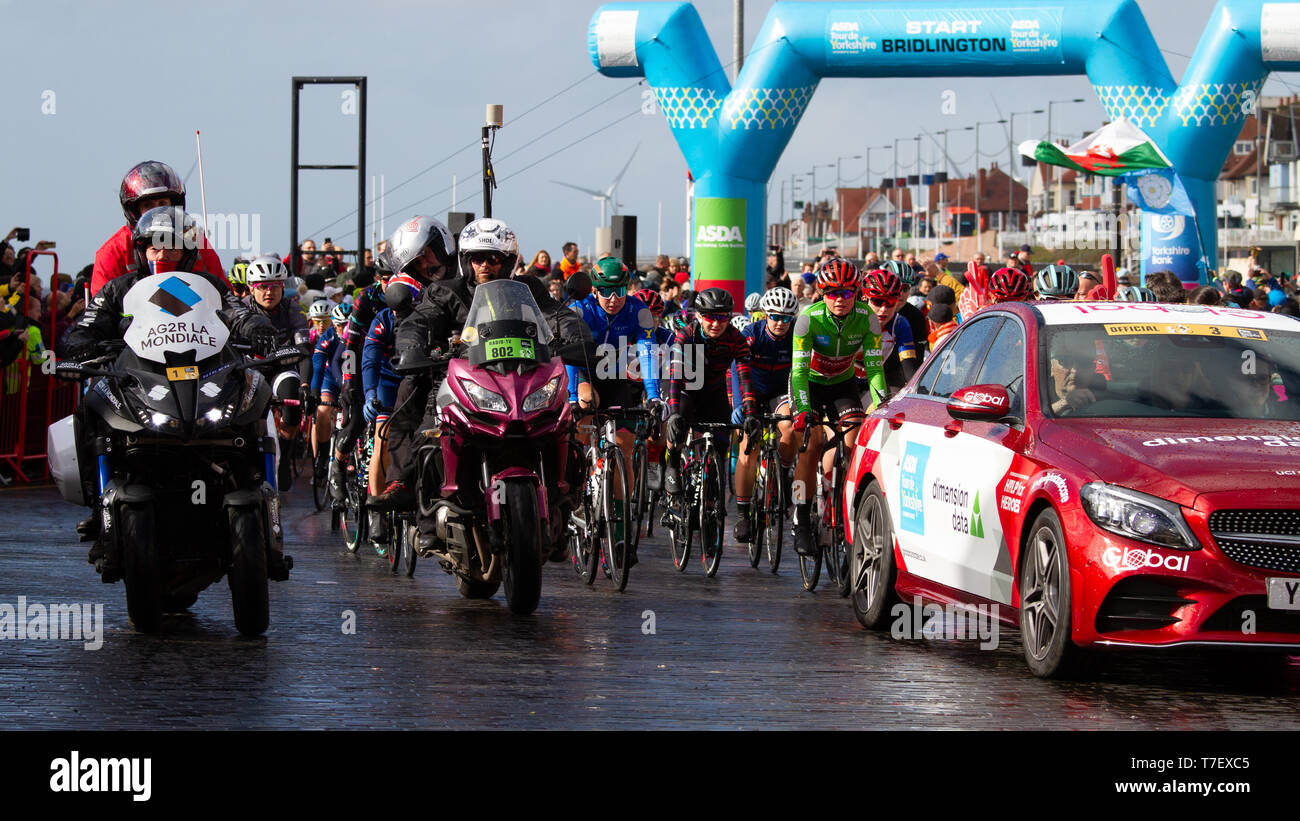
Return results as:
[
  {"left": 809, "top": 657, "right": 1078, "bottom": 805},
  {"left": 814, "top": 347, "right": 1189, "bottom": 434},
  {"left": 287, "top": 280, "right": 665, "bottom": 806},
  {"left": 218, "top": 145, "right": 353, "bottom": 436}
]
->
[
  {"left": 483, "top": 337, "right": 534, "bottom": 362},
  {"left": 165, "top": 366, "right": 199, "bottom": 381}
]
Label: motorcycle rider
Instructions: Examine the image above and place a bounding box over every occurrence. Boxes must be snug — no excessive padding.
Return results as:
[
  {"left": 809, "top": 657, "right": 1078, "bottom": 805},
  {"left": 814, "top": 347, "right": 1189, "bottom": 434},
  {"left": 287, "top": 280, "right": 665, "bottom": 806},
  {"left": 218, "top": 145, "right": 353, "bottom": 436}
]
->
[
  {"left": 57, "top": 206, "right": 280, "bottom": 576},
  {"left": 368, "top": 216, "right": 472, "bottom": 515},
  {"left": 91, "top": 161, "right": 225, "bottom": 295},
  {"left": 242, "top": 254, "right": 313, "bottom": 491}
]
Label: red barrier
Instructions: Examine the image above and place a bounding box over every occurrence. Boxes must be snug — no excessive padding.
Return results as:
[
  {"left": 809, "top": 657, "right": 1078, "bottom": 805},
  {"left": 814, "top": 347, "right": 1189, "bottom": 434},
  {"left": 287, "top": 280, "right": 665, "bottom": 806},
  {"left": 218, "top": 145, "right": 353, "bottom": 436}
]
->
[{"left": 0, "top": 251, "right": 79, "bottom": 482}]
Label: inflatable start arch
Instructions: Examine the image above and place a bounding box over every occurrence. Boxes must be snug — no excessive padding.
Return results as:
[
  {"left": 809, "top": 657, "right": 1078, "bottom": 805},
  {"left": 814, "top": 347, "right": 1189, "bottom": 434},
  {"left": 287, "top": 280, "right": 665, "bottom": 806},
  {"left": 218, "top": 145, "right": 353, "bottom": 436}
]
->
[{"left": 590, "top": 0, "right": 1300, "bottom": 299}]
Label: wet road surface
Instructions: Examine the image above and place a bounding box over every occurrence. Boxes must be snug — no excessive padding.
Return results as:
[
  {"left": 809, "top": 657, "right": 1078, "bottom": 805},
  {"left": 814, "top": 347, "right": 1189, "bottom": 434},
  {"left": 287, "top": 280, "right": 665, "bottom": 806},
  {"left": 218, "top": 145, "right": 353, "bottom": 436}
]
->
[{"left": 3, "top": 484, "right": 1300, "bottom": 729}]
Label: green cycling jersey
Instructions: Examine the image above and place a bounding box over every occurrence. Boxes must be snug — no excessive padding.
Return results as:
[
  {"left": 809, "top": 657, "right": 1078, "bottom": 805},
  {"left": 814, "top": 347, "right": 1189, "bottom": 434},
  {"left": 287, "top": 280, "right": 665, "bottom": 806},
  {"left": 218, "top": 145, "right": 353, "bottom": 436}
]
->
[{"left": 789, "top": 299, "right": 886, "bottom": 414}]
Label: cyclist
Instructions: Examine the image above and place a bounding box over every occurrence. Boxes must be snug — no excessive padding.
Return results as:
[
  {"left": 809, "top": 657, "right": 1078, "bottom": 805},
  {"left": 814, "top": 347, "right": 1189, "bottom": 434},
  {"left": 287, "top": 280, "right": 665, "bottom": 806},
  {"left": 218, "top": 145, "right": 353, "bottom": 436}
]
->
[
  {"left": 568, "top": 257, "right": 663, "bottom": 566},
  {"left": 228, "top": 259, "right": 250, "bottom": 299},
  {"left": 311, "top": 303, "right": 350, "bottom": 492},
  {"left": 744, "top": 292, "right": 763, "bottom": 323},
  {"left": 1115, "top": 285, "right": 1158, "bottom": 302},
  {"left": 243, "top": 254, "right": 313, "bottom": 491},
  {"left": 632, "top": 287, "right": 673, "bottom": 398},
  {"left": 307, "top": 299, "right": 333, "bottom": 343},
  {"left": 91, "top": 161, "right": 225, "bottom": 295},
  {"left": 732, "top": 286, "right": 799, "bottom": 543},
  {"left": 360, "top": 273, "right": 422, "bottom": 543},
  {"left": 988, "top": 266, "right": 1034, "bottom": 304},
  {"left": 663, "top": 288, "right": 758, "bottom": 521},
  {"left": 789, "top": 259, "right": 885, "bottom": 557},
  {"left": 862, "top": 268, "right": 919, "bottom": 398},
  {"left": 1034, "top": 263, "right": 1079, "bottom": 301},
  {"left": 880, "top": 259, "right": 929, "bottom": 364}
]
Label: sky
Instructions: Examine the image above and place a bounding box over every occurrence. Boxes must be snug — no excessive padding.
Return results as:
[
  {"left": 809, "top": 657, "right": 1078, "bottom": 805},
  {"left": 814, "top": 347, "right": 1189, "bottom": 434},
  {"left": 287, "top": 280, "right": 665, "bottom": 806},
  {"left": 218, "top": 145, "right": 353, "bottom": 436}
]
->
[{"left": 4, "top": 0, "right": 1299, "bottom": 274}]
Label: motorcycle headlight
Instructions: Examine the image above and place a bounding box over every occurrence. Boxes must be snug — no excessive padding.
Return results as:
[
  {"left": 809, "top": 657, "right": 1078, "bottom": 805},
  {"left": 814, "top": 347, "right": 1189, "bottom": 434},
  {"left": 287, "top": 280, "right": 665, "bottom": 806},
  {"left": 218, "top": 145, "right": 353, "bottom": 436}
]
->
[
  {"left": 522, "top": 377, "right": 561, "bottom": 413},
  {"left": 1080, "top": 483, "right": 1201, "bottom": 551},
  {"left": 460, "top": 378, "right": 508, "bottom": 413}
]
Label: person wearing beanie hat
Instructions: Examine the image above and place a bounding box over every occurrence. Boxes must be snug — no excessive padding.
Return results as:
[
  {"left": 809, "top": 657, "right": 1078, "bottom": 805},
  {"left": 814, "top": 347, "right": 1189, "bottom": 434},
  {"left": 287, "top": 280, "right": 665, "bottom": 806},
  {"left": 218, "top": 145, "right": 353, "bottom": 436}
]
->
[
  {"left": 928, "top": 302, "right": 958, "bottom": 347},
  {"left": 927, "top": 284, "right": 956, "bottom": 305}
]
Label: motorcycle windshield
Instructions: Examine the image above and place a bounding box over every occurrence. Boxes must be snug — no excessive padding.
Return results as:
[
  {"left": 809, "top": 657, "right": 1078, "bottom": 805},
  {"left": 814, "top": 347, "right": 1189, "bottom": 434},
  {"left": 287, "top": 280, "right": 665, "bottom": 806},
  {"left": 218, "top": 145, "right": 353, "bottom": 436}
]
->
[
  {"left": 460, "top": 279, "right": 552, "bottom": 366},
  {"left": 121, "top": 272, "right": 230, "bottom": 365}
]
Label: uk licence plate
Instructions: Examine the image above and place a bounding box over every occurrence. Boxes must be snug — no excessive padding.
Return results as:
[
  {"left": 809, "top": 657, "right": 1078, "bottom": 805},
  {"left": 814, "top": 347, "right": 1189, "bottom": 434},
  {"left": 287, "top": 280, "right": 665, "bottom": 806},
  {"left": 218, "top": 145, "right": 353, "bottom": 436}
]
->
[{"left": 1266, "top": 577, "right": 1300, "bottom": 610}]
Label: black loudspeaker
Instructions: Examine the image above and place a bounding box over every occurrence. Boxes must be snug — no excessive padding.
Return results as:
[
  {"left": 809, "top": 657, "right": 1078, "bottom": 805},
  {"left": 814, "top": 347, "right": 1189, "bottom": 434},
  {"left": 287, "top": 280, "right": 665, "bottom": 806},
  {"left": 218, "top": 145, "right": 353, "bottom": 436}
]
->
[
  {"left": 611, "top": 215, "right": 637, "bottom": 268},
  {"left": 447, "top": 211, "right": 475, "bottom": 250}
]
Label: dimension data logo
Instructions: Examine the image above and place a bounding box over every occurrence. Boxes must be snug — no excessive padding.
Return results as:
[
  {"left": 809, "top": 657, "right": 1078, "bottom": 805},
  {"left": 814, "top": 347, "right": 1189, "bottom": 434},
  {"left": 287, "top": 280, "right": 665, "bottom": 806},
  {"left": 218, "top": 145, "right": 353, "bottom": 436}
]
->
[
  {"left": 931, "top": 478, "right": 984, "bottom": 538},
  {"left": 147, "top": 276, "right": 202, "bottom": 317}
]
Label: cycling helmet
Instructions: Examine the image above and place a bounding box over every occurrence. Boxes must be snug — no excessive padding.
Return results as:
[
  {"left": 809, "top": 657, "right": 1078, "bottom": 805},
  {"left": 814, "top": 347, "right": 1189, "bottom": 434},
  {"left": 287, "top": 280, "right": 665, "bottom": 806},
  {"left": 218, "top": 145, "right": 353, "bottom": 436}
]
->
[
  {"left": 590, "top": 257, "right": 631, "bottom": 289},
  {"left": 457, "top": 218, "right": 520, "bottom": 280},
  {"left": 132, "top": 206, "right": 200, "bottom": 252},
  {"left": 862, "top": 268, "right": 905, "bottom": 302},
  {"left": 228, "top": 259, "right": 249, "bottom": 289},
  {"left": 1136, "top": 286, "right": 1158, "bottom": 302},
  {"left": 759, "top": 287, "right": 798, "bottom": 316},
  {"left": 744, "top": 292, "right": 762, "bottom": 313},
  {"left": 1034, "top": 263, "right": 1079, "bottom": 300},
  {"left": 730, "top": 314, "right": 751, "bottom": 331},
  {"left": 386, "top": 216, "right": 454, "bottom": 282},
  {"left": 246, "top": 254, "right": 290, "bottom": 283},
  {"left": 120, "top": 161, "right": 185, "bottom": 227},
  {"left": 693, "top": 287, "right": 734, "bottom": 314},
  {"left": 308, "top": 299, "right": 333, "bottom": 320},
  {"left": 330, "top": 303, "right": 351, "bottom": 325},
  {"left": 881, "top": 258, "right": 916, "bottom": 286},
  {"left": 816, "top": 258, "right": 860, "bottom": 291},
  {"left": 633, "top": 288, "right": 665, "bottom": 314},
  {"left": 989, "top": 267, "right": 1033, "bottom": 302}
]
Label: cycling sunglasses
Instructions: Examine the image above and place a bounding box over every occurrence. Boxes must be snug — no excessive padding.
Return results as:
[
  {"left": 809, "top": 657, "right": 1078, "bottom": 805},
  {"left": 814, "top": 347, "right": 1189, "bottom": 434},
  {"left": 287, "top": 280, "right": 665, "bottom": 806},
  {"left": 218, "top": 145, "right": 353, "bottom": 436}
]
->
[
  {"left": 823, "top": 288, "right": 857, "bottom": 300},
  {"left": 595, "top": 285, "right": 627, "bottom": 298},
  {"left": 869, "top": 297, "right": 897, "bottom": 308},
  {"left": 767, "top": 314, "right": 795, "bottom": 324},
  {"left": 699, "top": 312, "right": 730, "bottom": 323},
  {"left": 251, "top": 282, "right": 283, "bottom": 291},
  {"left": 467, "top": 251, "right": 505, "bottom": 265}
]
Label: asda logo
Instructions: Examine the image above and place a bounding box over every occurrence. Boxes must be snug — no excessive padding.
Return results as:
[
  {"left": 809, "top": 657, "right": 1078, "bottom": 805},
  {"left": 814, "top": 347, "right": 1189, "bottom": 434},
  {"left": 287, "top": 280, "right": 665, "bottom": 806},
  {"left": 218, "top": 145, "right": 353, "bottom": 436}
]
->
[{"left": 696, "top": 224, "right": 744, "bottom": 243}]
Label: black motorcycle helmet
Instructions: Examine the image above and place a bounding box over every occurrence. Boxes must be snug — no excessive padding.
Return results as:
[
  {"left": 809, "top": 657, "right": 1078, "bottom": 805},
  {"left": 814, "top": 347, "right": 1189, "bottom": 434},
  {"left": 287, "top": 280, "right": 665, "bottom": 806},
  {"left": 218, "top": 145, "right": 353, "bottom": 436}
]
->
[{"left": 692, "top": 287, "right": 734, "bottom": 314}]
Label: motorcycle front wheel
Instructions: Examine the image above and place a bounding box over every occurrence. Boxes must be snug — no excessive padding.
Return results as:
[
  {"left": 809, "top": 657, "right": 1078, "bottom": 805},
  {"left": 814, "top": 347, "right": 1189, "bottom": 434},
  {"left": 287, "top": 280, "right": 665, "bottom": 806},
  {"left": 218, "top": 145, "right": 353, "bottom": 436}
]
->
[{"left": 502, "top": 480, "right": 543, "bottom": 615}]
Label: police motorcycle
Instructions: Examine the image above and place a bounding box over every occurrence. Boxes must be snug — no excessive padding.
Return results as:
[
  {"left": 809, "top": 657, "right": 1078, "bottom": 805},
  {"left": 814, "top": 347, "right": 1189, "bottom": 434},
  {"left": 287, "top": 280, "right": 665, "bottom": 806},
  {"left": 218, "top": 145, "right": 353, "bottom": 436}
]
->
[{"left": 48, "top": 271, "right": 303, "bottom": 636}]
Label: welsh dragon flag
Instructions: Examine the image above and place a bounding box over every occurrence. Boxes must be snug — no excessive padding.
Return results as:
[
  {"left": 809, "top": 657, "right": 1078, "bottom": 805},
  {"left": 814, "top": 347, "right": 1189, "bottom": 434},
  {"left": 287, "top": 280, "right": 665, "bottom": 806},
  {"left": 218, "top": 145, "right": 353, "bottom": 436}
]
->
[{"left": 1018, "top": 118, "right": 1171, "bottom": 175}]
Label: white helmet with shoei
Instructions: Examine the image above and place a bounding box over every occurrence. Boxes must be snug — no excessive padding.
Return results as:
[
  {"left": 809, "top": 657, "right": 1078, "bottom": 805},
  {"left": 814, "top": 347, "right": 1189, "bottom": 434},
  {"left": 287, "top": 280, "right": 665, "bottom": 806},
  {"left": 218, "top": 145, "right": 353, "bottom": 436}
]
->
[{"left": 457, "top": 218, "right": 520, "bottom": 280}]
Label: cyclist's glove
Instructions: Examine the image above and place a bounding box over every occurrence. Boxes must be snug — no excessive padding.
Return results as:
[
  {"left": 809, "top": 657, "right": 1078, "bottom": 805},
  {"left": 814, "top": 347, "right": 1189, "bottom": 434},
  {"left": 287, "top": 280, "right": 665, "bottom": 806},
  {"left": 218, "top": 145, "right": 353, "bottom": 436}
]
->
[
  {"left": 646, "top": 397, "right": 667, "bottom": 422},
  {"left": 743, "top": 415, "right": 762, "bottom": 441},
  {"left": 364, "top": 396, "right": 383, "bottom": 423},
  {"left": 665, "top": 413, "right": 687, "bottom": 445},
  {"left": 792, "top": 411, "right": 816, "bottom": 433},
  {"left": 729, "top": 406, "right": 745, "bottom": 426}
]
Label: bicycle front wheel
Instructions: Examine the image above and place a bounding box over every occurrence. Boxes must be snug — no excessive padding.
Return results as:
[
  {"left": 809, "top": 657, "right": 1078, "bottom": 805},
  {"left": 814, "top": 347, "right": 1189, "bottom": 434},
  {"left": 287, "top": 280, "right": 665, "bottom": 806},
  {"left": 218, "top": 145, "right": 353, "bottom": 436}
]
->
[
  {"left": 602, "top": 444, "right": 632, "bottom": 592},
  {"left": 701, "top": 447, "right": 724, "bottom": 578},
  {"left": 762, "top": 452, "right": 784, "bottom": 574}
]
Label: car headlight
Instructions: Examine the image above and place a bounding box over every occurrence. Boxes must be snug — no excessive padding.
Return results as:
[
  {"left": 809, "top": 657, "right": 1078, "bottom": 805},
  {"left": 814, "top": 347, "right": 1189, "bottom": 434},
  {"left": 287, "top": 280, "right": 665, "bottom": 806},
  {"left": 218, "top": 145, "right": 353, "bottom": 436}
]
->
[
  {"left": 460, "top": 379, "right": 508, "bottom": 413},
  {"left": 522, "top": 377, "right": 561, "bottom": 413},
  {"left": 1080, "top": 482, "right": 1201, "bottom": 551}
]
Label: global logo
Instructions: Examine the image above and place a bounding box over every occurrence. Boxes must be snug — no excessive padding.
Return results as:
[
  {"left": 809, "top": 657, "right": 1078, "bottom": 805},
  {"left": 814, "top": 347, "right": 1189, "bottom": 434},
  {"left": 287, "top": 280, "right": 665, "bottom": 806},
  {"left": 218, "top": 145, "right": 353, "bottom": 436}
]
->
[
  {"left": 1152, "top": 214, "right": 1185, "bottom": 242},
  {"left": 1102, "top": 546, "right": 1189, "bottom": 572},
  {"left": 147, "top": 276, "right": 202, "bottom": 317},
  {"left": 696, "top": 224, "right": 744, "bottom": 243}
]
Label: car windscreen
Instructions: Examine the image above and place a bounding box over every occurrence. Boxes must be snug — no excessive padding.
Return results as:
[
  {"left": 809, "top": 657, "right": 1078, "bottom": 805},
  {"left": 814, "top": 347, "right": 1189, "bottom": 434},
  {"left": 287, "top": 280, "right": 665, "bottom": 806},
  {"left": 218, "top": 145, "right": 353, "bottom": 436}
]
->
[{"left": 1039, "top": 321, "right": 1300, "bottom": 420}]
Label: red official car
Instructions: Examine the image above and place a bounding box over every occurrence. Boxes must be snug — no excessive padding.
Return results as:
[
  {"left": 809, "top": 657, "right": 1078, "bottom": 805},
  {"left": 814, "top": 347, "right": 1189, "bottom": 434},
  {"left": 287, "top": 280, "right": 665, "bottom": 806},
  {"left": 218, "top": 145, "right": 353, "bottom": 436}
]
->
[{"left": 844, "top": 301, "right": 1300, "bottom": 677}]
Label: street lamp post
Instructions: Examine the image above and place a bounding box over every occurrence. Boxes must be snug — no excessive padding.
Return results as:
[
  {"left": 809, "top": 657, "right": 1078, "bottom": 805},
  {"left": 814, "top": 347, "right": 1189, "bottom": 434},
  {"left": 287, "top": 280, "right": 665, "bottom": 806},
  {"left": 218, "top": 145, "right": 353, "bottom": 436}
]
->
[
  {"left": 974, "top": 119, "right": 1007, "bottom": 256},
  {"left": 836, "top": 154, "right": 861, "bottom": 255},
  {"left": 1009, "top": 108, "right": 1043, "bottom": 235},
  {"left": 811, "top": 163, "right": 834, "bottom": 254},
  {"left": 1046, "top": 98, "right": 1086, "bottom": 230}
]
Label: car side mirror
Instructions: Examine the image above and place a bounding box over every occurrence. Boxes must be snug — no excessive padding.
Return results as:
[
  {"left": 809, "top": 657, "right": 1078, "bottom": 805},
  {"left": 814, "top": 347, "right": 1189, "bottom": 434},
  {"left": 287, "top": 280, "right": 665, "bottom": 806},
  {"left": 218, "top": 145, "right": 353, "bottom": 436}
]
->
[{"left": 947, "top": 384, "right": 1013, "bottom": 422}]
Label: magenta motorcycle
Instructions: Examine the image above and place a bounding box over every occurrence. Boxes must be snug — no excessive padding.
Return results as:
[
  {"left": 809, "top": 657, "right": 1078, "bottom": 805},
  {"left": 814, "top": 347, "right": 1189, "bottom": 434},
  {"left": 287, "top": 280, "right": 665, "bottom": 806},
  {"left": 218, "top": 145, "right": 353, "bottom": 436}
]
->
[{"left": 414, "top": 280, "right": 573, "bottom": 615}]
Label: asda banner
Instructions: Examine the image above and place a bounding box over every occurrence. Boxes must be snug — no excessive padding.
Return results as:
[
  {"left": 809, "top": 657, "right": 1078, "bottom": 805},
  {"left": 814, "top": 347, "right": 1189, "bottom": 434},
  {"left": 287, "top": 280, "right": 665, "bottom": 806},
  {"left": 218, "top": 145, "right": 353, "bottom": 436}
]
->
[
  {"left": 692, "top": 197, "right": 747, "bottom": 299},
  {"left": 826, "top": 7, "right": 1064, "bottom": 66}
]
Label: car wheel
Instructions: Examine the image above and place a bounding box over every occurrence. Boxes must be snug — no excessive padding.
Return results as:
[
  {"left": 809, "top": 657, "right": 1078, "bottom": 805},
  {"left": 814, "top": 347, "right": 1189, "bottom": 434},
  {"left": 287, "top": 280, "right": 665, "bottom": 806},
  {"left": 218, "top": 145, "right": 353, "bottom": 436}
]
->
[
  {"left": 1019, "top": 508, "right": 1090, "bottom": 679},
  {"left": 850, "top": 481, "right": 898, "bottom": 629}
]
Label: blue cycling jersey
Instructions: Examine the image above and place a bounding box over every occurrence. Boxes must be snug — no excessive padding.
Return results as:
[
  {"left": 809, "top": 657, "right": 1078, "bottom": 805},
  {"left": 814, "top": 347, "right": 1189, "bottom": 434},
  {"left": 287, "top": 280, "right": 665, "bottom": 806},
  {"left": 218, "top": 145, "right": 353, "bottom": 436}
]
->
[
  {"left": 310, "top": 326, "right": 345, "bottom": 395},
  {"left": 361, "top": 307, "right": 400, "bottom": 400},
  {"left": 566, "top": 294, "right": 661, "bottom": 402},
  {"left": 741, "top": 318, "right": 793, "bottom": 399}
]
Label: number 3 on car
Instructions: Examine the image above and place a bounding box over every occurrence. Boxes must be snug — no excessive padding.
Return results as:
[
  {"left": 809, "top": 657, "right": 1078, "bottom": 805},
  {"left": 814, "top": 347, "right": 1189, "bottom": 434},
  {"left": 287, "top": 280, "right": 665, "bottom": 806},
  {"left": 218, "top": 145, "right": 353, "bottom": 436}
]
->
[{"left": 845, "top": 302, "right": 1300, "bottom": 678}]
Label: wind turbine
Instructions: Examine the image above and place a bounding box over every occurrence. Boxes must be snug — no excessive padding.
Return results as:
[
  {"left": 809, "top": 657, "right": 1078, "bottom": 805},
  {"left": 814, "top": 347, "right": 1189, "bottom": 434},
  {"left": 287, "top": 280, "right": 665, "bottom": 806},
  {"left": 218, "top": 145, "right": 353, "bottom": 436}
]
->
[{"left": 552, "top": 143, "right": 639, "bottom": 226}]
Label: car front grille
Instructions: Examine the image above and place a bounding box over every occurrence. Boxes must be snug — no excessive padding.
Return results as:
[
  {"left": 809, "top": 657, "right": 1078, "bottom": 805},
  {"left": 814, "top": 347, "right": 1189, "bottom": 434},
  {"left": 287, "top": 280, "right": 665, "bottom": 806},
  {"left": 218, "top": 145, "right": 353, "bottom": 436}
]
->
[
  {"left": 1208, "top": 510, "right": 1300, "bottom": 574},
  {"left": 1095, "top": 577, "right": 1196, "bottom": 633}
]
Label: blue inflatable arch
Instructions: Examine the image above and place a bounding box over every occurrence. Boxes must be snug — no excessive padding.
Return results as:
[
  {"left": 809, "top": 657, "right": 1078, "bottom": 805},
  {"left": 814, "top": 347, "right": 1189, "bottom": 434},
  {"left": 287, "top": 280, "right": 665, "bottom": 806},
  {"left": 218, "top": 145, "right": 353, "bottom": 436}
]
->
[{"left": 590, "top": 0, "right": 1300, "bottom": 299}]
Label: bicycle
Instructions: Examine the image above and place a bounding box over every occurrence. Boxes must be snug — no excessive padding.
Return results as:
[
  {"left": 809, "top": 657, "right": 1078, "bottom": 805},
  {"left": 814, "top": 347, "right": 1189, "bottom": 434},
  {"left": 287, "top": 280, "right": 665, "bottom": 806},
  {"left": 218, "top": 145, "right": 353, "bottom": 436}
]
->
[
  {"left": 746, "top": 412, "right": 793, "bottom": 574},
  {"left": 662, "top": 421, "right": 741, "bottom": 578},
  {"left": 568, "top": 406, "right": 646, "bottom": 592},
  {"left": 796, "top": 417, "right": 856, "bottom": 595},
  {"left": 311, "top": 399, "right": 339, "bottom": 512},
  {"left": 624, "top": 407, "right": 663, "bottom": 571}
]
